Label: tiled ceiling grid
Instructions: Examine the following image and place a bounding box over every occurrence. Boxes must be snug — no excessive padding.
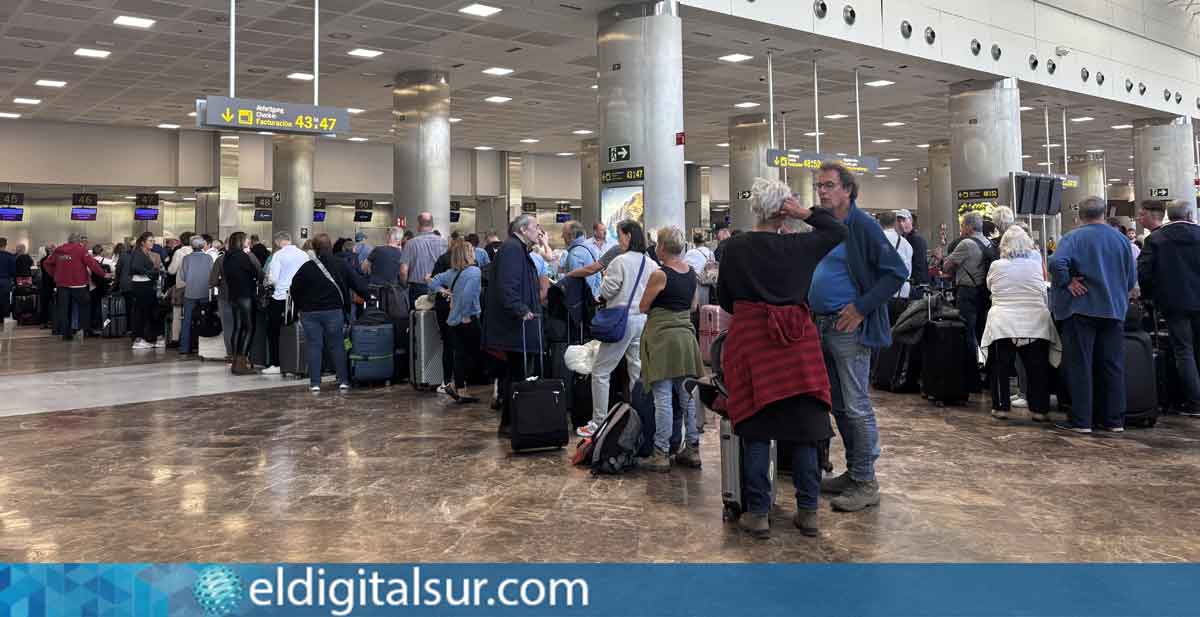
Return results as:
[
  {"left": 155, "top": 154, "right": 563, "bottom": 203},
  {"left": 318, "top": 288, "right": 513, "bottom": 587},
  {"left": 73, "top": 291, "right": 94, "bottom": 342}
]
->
[{"left": 0, "top": 0, "right": 1189, "bottom": 189}]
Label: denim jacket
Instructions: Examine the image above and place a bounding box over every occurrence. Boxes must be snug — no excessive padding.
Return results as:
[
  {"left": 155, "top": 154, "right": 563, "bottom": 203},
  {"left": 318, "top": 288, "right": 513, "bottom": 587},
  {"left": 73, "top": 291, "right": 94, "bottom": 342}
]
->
[{"left": 430, "top": 265, "right": 482, "bottom": 326}]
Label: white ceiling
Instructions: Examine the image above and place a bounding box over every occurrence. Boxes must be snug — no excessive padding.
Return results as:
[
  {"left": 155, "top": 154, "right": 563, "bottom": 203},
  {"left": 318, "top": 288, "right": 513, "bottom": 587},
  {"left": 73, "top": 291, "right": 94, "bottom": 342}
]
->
[{"left": 0, "top": 0, "right": 1190, "bottom": 190}]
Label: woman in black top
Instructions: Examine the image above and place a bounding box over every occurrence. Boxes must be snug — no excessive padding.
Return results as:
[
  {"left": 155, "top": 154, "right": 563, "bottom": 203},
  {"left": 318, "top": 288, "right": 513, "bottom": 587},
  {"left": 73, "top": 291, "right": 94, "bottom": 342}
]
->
[{"left": 223, "top": 231, "right": 261, "bottom": 375}]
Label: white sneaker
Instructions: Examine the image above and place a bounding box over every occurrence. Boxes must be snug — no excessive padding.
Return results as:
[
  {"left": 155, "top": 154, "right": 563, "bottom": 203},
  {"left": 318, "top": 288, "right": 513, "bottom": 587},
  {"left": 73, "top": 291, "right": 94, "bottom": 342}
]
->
[
  {"left": 338, "top": 383, "right": 350, "bottom": 392},
  {"left": 576, "top": 421, "right": 599, "bottom": 439},
  {"left": 1011, "top": 397, "right": 1028, "bottom": 408},
  {"left": 152, "top": 339, "right": 165, "bottom": 348},
  {"left": 131, "top": 340, "right": 153, "bottom": 350},
  {"left": 309, "top": 386, "right": 321, "bottom": 393},
  {"left": 261, "top": 366, "right": 281, "bottom": 375}
]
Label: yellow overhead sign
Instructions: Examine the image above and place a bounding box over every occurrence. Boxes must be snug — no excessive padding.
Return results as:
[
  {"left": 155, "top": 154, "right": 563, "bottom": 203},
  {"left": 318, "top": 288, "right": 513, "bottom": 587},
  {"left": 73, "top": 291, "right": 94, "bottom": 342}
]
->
[{"left": 198, "top": 96, "right": 349, "bottom": 135}]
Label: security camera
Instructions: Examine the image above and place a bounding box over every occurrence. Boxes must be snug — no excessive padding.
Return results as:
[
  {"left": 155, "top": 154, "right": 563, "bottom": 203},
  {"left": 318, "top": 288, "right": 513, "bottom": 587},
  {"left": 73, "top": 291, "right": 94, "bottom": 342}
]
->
[
  {"left": 758, "top": 75, "right": 767, "bottom": 82},
  {"left": 1055, "top": 46, "right": 1070, "bottom": 57}
]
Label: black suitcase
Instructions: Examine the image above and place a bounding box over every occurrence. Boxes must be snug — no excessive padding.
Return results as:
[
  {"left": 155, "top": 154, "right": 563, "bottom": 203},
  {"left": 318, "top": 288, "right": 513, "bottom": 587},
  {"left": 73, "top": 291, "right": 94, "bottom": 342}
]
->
[
  {"left": 249, "top": 305, "right": 270, "bottom": 367},
  {"left": 510, "top": 319, "right": 568, "bottom": 452},
  {"left": 279, "top": 321, "right": 307, "bottom": 377},
  {"left": 101, "top": 294, "right": 127, "bottom": 338},
  {"left": 14, "top": 289, "right": 38, "bottom": 326},
  {"left": 921, "top": 319, "right": 971, "bottom": 405},
  {"left": 872, "top": 343, "right": 910, "bottom": 392},
  {"left": 1124, "top": 330, "right": 1160, "bottom": 428}
]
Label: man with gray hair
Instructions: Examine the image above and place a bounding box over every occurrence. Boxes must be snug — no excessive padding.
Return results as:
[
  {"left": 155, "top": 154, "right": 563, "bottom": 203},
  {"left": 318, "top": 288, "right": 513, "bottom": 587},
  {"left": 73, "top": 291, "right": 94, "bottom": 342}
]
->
[
  {"left": 878, "top": 211, "right": 913, "bottom": 300},
  {"left": 943, "top": 211, "right": 994, "bottom": 373},
  {"left": 399, "top": 212, "right": 448, "bottom": 307},
  {"left": 1138, "top": 198, "right": 1200, "bottom": 417},
  {"left": 1049, "top": 196, "right": 1138, "bottom": 433},
  {"left": 177, "top": 235, "right": 214, "bottom": 356},
  {"left": 262, "top": 230, "right": 308, "bottom": 374},
  {"left": 43, "top": 232, "right": 107, "bottom": 340}
]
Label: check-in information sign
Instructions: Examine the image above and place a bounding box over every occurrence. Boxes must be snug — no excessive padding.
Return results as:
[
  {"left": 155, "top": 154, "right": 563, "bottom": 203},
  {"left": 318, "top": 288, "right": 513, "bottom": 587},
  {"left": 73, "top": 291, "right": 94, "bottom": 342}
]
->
[
  {"left": 198, "top": 96, "right": 350, "bottom": 135},
  {"left": 766, "top": 149, "right": 879, "bottom": 174}
]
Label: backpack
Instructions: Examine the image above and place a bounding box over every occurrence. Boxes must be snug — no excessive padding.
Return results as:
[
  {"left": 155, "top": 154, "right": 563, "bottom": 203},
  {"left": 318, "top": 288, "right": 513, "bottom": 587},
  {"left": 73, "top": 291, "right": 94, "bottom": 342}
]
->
[{"left": 589, "top": 402, "right": 644, "bottom": 475}]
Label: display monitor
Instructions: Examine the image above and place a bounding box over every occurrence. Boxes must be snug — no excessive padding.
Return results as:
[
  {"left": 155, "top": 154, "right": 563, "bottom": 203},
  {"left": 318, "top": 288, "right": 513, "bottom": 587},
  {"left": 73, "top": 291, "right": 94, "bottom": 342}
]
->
[
  {"left": 354, "top": 210, "right": 372, "bottom": 222},
  {"left": 1014, "top": 175, "right": 1035, "bottom": 215},
  {"left": 1033, "top": 177, "right": 1054, "bottom": 215},
  {"left": 449, "top": 211, "right": 461, "bottom": 223},
  {"left": 600, "top": 185, "right": 644, "bottom": 242},
  {"left": 70, "top": 207, "right": 97, "bottom": 221},
  {"left": 253, "top": 209, "right": 272, "bottom": 222},
  {"left": 313, "top": 211, "right": 326, "bottom": 222},
  {"left": 0, "top": 207, "right": 23, "bottom": 222},
  {"left": 555, "top": 213, "right": 572, "bottom": 224},
  {"left": 134, "top": 208, "right": 159, "bottom": 221},
  {"left": 1047, "top": 178, "right": 1064, "bottom": 215}
]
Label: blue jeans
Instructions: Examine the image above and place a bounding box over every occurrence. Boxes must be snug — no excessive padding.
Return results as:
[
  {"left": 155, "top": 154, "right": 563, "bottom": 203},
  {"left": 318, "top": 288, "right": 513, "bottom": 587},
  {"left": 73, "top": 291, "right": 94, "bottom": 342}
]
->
[
  {"left": 1063, "top": 315, "right": 1125, "bottom": 429},
  {"left": 180, "top": 298, "right": 202, "bottom": 353},
  {"left": 744, "top": 440, "right": 821, "bottom": 513},
  {"left": 650, "top": 377, "right": 700, "bottom": 453},
  {"left": 300, "top": 309, "right": 349, "bottom": 387},
  {"left": 816, "top": 315, "right": 879, "bottom": 482}
]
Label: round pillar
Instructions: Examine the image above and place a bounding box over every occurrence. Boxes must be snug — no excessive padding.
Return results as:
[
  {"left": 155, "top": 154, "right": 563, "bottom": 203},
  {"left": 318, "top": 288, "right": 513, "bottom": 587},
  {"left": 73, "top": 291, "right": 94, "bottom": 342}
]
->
[
  {"left": 272, "top": 134, "right": 315, "bottom": 243},
  {"left": 916, "top": 166, "right": 931, "bottom": 230},
  {"left": 927, "top": 140, "right": 954, "bottom": 250},
  {"left": 1061, "top": 154, "right": 1106, "bottom": 235},
  {"left": 597, "top": 0, "right": 686, "bottom": 234},
  {"left": 579, "top": 139, "right": 599, "bottom": 228},
  {"left": 949, "top": 78, "right": 1023, "bottom": 213},
  {"left": 393, "top": 69, "right": 452, "bottom": 235},
  {"left": 728, "top": 114, "right": 777, "bottom": 232},
  {"left": 1133, "top": 116, "right": 1195, "bottom": 205},
  {"left": 786, "top": 168, "right": 815, "bottom": 209}
]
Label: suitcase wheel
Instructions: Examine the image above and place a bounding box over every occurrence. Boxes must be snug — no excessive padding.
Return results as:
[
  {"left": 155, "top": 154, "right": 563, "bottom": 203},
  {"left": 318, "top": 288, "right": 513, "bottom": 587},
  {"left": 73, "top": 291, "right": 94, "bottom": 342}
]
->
[{"left": 722, "top": 502, "right": 742, "bottom": 522}]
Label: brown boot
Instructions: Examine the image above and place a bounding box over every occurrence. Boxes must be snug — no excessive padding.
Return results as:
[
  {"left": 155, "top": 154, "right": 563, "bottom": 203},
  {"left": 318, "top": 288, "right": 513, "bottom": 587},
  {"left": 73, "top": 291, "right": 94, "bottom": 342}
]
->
[{"left": 232, "top": 355, "right": 254, "bottom": 375}]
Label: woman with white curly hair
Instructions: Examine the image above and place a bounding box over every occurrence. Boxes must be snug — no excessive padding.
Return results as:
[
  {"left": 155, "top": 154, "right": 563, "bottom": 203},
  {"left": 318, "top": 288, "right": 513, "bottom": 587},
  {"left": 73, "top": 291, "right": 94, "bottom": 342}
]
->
[{"left": 716, "top": 177, "right": 848, "bottom": 539}]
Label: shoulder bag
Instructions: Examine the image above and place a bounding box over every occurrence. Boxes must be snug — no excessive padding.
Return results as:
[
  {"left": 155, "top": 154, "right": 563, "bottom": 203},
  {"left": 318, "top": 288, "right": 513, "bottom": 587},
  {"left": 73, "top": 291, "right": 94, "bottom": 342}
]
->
[{"left": 590, "top": 254, "right": 647, "bottom": 343}]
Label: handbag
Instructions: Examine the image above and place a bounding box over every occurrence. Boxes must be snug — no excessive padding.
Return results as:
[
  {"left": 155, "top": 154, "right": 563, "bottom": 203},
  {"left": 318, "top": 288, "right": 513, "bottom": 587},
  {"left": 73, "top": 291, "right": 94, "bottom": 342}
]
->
[{"left": 590, "top": 254, "right": 647, "bottom": 343}]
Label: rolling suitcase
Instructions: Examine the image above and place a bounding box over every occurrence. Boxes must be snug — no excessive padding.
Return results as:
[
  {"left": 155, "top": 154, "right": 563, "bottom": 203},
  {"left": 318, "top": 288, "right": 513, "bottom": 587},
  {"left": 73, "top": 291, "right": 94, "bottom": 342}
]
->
[
  {"left": 1123, "top": 330, "right": 1160, "bottom": 428},
  {"left": 13, "top": 286, "right": 37, "bottom": 325},
  {"left": 100, "top": 294, "right": 127, "bottom": 338},
  {"left": 699, "top": 305, "right": 731, "bottom": 365},
  {"left": 350, "top": 321, "right": 395, "bottom": 385},
  {"left": 920, "top": 319, "right": 971, "bottom": 406},
  {"left": 249, "top": 306, "right": 270, "bottom": 367},
  {"left": 719, "top": 417, "right": 776, "bottom": 521},
  {"left": 510, "top": 317, "right": 569, "bottom": 452},
  {"left": 278, "top": 321, "right": 307, "bottom": 377},
  {"left": 871, "top": 342, "right": 910, "bottom": 392},
  {"left": 409, "top": 309, "right": 444, "bottom": 390}
]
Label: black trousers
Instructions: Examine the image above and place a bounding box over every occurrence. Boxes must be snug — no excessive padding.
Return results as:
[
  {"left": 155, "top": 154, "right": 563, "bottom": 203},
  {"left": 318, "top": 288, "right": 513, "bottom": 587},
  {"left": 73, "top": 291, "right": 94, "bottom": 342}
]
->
[
  {"left": 130, "top": 282, "right": 159, "bottom": 343},
  {"left": 436, "top": 303, "right": 454, "bottom": 386},
  {"left": 56, "top": 286, "right": 90, "bottom": 338},
  {"left": 0, "top": 281, "right": 10, "bottom": 323},
  {"left": 267, "top": 298, "right": 286, "bottom": 368},
  {"left": 989, "top": 338, "right": 1050, "bottom": 413},
  {"left": 230, "top": 296, "right": 255, "bottom": 356},
  {"left": 449, "top": 320, "right": 482, "bottom": 390}
]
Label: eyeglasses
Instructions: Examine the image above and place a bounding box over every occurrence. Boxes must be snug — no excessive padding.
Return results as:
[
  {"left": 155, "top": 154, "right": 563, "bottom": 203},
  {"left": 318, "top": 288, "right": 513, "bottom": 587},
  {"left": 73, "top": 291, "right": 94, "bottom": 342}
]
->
[{"left": 813, "top": 181, "right": 841, "bottom": 191}]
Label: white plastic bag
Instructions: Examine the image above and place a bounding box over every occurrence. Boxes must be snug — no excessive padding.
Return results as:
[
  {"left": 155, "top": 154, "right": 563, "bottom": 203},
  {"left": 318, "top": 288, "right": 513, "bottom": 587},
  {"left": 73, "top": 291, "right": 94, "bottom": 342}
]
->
[{"left": 564, "top": 340, "right": 600, "bottom": 375}]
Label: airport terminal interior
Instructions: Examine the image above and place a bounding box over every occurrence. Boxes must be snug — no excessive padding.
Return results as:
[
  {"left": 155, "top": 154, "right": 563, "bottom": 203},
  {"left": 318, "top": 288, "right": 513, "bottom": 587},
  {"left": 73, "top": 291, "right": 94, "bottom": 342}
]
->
[{"left": 4, "top": 0, "right": 1200, "bottom": 562}]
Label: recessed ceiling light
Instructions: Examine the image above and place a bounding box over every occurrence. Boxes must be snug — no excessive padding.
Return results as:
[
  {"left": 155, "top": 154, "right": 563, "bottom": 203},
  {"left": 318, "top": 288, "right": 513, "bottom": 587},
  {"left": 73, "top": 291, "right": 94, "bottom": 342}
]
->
[
  {"left": 1127, "top": 168, "right": 1135, "bottom": 172},
  {"left": 864, "top": 79, "right": 894, "bottom": 87},
  {"left": 1085, "top": 148, "right": 1104, "bottom": 153},
  {"left": 449, "top": 117, "right": 462, "bottom": 123},
  {"left": 13, "top": 98, "right": 40, "bottom": 105},
  {"left": 182, "top": 197, "right": 196, "bottom": 201},
  {"left": 556, "top": 152, "right": 575, "bottom": 156},
  {"left": 803, "top": 132, "right": 824, "bottom": 137},
  {"left": 288, "top": 73, "right": 314, "bottom": 81},
  {"left": 881, "top": 121, "right": 905, "bottom": 127},
  {"left": 1021, "top": 154, "right": 1032, "bottom": 159},
  {"left": 1110, "top": 178, "right": 1122, "bottom": 182},
  {"left": 155, "top": 190, "right": 175, "bottom": 194},
  {"left": 734, "top": 102, "right": 760, "bottom": 108},
  {"left": 482, "top": 67, "right": 514, "bottom": 76},
  {"left": 1019, "top": 106, "right": 1035, "bottom": 111},
  {"left": 883, "top": 158, "right": 900, "bottom": 162},
  {"left": 877, "top": 167, "right": 892, "bottom": 171},
  {"left": 348, "top": 137, "right": 369, "bottom": 142},
  {"left": 824, "top": 114, "right": 849, "bottom": 120},
  {"left": 717, "top": 142, "right": 729, "bottom": 147},
  {"left": 474, "top": 146, "right": 494, "bottom": 150},
  {"left": 187, "top": 111, "right": 196, "bottom": 117},
  {"left": 872, "top": 139, "right": 892, "bottom": 143},
  {"left": 1070, "top": 116, "right": 1095, "bottom": 123},
  {"left": 591, "top": 84, "right": 598, "bottom": 89},
  {"left": 836, "top": 153, "right": 848, "bottom": 157},
  {"left": 460, "top": 3, "right": 503, "bottom": 17},
  {"left": 257, "top": 131, "right": 275, "bottom": 135},
  {"left": 157, "top": 123, "right": 179, "bottom": 129},
  {"left": 721, "top": 164, "right": 730, "bottom": 167},
  {"left": 572, "top": 129, "right": 593, "bottom": 135},
  {"left": 916, "top": 144, "right": 930, "bottom": 148},
  {"left": 1038, "top": 162, "right": 1053, "bottom": 166},
  {"left": 1112, "top": 124, "right": 1133, "bottom": 130},
  {"left": 113, "top": 16, "right": 155, "bottom": 28},
  {"left": 348, "top": 48, "right": 383, "bottom": 58},
  {"left": 718, "top": 53, "right": 753, "bottom": 63},
  {"left": 484, "top": 96, "right": 511, "bottom": 103},
  {"left": 0, "top": 112, "right": 21, "bottom": 119},
  {"left": 520, "top": 138, "right": 540, "bottom": 143},
  {"left": 684, "top": 160, "right": 693, "bottom": 164},
  {"left": 1044, "top": 143, "right": 1061, "bottom": 148},
  {"left": 74, "top": 48, "right": 111, "bottom": 59},
  {"left": 347, "top": 108, "right": 365, "bottom": 114},
  {"left": 35, "top": 80, "right": 67, "bottom": 88}
]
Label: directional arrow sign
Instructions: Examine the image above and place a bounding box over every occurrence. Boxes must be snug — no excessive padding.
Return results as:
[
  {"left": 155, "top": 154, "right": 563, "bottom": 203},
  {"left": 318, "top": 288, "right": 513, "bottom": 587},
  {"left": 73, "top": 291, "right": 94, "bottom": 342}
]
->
[
  {"left": 738, "top": 190, "right": 752, "bottom": 200},
  {"left": 222, "top": 108, "right": 233, "bottom": 122},
  {"left": 608, "top": 144, "right": 631, "bottom": 163}
]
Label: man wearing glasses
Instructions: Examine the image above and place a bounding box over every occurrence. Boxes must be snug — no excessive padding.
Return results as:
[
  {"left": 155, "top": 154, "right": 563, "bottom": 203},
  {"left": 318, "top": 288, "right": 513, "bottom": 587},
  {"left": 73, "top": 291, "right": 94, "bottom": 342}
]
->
[{"left": 808, "top": 162, "right": 908, "bottom": 513}]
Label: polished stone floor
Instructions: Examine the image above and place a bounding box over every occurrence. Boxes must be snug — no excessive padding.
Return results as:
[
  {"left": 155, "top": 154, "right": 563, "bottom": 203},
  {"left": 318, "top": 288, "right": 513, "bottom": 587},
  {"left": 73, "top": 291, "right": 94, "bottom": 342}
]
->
[{"left": 3, "top": 331, "right": 1200, "bottom": 562}]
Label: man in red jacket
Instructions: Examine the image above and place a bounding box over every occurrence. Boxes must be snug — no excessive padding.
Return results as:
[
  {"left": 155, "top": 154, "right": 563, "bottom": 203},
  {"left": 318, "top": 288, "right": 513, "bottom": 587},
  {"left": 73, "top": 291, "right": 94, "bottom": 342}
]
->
[{"left": 43, "top": 232, "right": 108, "bottom": 341}]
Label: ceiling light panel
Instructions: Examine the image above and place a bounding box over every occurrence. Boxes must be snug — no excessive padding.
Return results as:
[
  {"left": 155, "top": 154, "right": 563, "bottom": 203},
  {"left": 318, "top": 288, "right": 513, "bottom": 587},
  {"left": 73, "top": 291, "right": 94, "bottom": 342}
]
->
[
  {"left": 824, "top": 114, "right": 848, "bottom": 119},
  {"left": 485, "top": 96, "right": 511, "bottom": 103},
  {"left": 719, "top": 53, "right": 753, "bottom": 63},
  {"left": 74, "top": 48, "right": 111, "bottom": 59},
  {"left": 288, "top": 73, "right": 314, "bottom": 81},
  {"left": 348, "top": 48, "right": 384, "bottom": 58},
  {"left": 460, "top": 4, "right": 503, "bottom": 17},
  {"left": 347, "top": 108, "right": 365, "bottom": 114},
  {"left": 35, "top": 80, "right": 67, "bottom": 88},
  {"left": 734, "top": 102, "right": 759, "bottom": 108},
  {"left": 0, "top": 113, "right": 21, "bottom": 119},
  {"left": 113, "top": 16, "right": 155, "bottom": 28},
  {"left": 1070, "top": 116, "right": 1094, "bottom": 122},
  {"left": 482, "top": 67, "right": 514, "bottom": 76},
  {"left": 13, "top": 98, "right": 40, "bottom": 105},
  {"left": 864, "top": 80, "right": 894, "bottom": 87},
  {"left": 881, "top": 121, "right": 905, "bottom": 127}
]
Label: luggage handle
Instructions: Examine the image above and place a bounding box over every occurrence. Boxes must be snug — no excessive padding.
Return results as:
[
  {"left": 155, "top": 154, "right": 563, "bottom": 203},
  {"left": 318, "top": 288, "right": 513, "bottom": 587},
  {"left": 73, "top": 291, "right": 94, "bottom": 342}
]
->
[{"left": 520, "top": 313, "right": 545, "bottom": 379}]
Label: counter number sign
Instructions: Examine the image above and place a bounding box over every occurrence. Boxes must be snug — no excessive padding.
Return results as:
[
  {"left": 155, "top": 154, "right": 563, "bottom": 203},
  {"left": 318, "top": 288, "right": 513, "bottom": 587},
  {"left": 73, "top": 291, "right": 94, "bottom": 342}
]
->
[
  {"left": 72, "top": 193, "right": 98, "bottom": 206},
  {"left": 355, "top": 199, "right": 374, "bottom": 210},
  {"left": 608, "top": 145, "right": 631, "bottom": 163},
  {"left": 135, "top": 194, "right": 159, "bottom": 207},
  {"left": 1151, "top": 188, "right": 1169, "bottom": 197},
  {"left": 0, "top": 192, "right": 25, "bottom": 206}
]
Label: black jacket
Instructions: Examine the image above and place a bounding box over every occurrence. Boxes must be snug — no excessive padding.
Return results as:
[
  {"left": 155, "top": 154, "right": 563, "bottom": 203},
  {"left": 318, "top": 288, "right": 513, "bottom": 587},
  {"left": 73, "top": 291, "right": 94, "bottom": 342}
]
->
[
  {"left": 906, "top": 231, "right": 931, "bottom": 293},
  {"left": 482, "top": 236, "right": 541, "bottom": 353},
  {"left": 223, "top": 250, "right": 261, "bottom": 301},
  {"left": 1138, "top": 222, "right": 1200, "bottom": 314}
]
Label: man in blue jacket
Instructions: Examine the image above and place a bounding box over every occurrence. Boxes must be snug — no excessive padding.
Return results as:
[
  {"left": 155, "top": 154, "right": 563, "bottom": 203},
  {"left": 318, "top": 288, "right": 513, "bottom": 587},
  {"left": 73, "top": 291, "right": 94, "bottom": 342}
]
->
[
  {"left": 810, "top": 162, "right": 908, "bottom": 513},
  {"left": 1049, "top": 196, "right": 1137, "bottom": 434}
]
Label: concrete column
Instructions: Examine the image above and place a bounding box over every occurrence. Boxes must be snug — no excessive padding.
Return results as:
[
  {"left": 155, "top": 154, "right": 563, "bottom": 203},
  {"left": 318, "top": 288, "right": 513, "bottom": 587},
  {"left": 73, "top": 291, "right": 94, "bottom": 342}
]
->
[
  {"left": 597, "top": 0, "right": 686, "bottom": 233},
  {"left": 1061, "top": 154, "right": 1106, "bottom": 235},
  {"left": 393, "top": 69, "right": 452, "bottom": 236},
  {"left": 271, "top": 134, "right": 315, "bottom": 243},
  {"left": 916, "top": 167, "right": 931, "bottom": 230},
  {"left": 927, "top": 140, "right": 953, "bottom": 250},
  {"left": 949, "top": 78, "right": 1023, "bottom": 212},
  {"left": 501, "top": 151, "right": 523, "bottom": 223},
  {"left": 1133, "top": 116, "right": 1195, "bottom": 205},
  {"left": 195, "top": 133, "right": 241, "bottom": 243},
  {"left": 786, "top": 168, "right": 815, "bottom": 209},
  {"left": 580, "top": 139, "right": 599, "bottom": 229},
  {"left": 685, "top": 164, "right": 703, "bottom": 232},
  {"left": 729, "top": 114, "right": 776, "bottom": 232}
]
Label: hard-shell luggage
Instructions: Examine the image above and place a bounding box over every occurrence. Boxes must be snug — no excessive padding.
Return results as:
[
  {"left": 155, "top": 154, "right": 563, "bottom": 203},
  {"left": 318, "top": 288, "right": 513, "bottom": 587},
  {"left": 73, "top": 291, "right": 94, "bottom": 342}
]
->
[
  {"left": 350, "top": 321, "right": 395, "bottom": 385},
  {"left": 719, "top": 417, "right": 776, "bottom": 521},
  {"left": 872, "top": 342, "right": 911, "bottom": 392},
  {"left": 249, "top": 306, "right": 270, "bottom": 367},
  {"left": 510, "top": 318, "right": 569, "bottom": 453},
  {"left": 409, "top": 309, "right": 444, "bottom": 390},
  {"left": 100, "top": 294, "right": 127, "bottom": 338},
  {"left": 278, "top": 321, "right": 307, "bottom": 377},
  {"left": 920, "top": 319, "right": 971, "bottom": 405},
  {"left": 699, "top": 305, "right": 731, "bottom": 365},
  {"left": 1123, "top": 330, "right": 1160, "bottom": 428}
]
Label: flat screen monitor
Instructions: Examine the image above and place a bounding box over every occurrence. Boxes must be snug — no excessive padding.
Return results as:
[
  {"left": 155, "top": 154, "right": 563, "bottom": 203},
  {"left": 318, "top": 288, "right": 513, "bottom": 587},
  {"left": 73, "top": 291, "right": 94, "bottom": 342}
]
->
[
  {"left": 1047, "top": 178, "right": 1064, "bottom": 215},
  {"left": 70, "top": 207, "right": 97, "bottom": 221},
  {"left": 313, "top": 211, "right": 326, "bottom": 222},
  {"left": 134, "top": 208, "right": 159, "bottom": 221},
  {"left": 449, "top": 211, "right": 461, "bottom": 223},
  {"left": 1033, "top": 177, "right": 1054, "bottom": 215},
  {"left": 253, "top": 209, "right": 272, "bottom": 222},
  {"left": 556, "top": 213, "right": 572, "bottom": 223},
  {"left": 600, "top": 185, "right": 643, "bottom": 243},
  {"left": 354, "top": 210, "right": 372, "bottom": 223},
  {"left": 0, "top": 207, "right": 23, "bottom": 222},
  {"left": 1013, "top": 176, "right": 1034, "bottom": 215}
]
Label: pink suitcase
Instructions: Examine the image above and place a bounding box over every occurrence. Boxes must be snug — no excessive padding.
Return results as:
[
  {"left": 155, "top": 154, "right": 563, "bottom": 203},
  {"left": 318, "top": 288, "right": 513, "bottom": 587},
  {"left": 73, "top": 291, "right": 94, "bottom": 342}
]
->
[{"left": 699, "top": 305, "right": 731, "bottom": 365}]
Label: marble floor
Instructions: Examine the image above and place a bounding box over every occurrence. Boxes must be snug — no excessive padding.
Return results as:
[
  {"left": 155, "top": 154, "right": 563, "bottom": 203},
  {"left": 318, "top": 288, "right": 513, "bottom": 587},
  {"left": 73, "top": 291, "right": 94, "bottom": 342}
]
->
[{"left": 3, "top": 331, "right": 1200, "bottom": 562}]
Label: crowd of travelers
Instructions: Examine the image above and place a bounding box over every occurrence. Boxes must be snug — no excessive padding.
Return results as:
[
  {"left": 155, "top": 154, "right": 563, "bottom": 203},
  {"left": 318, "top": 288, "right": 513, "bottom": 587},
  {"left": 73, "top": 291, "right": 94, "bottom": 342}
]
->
[{"left": 3, "top": 161, "right": 1197, "bottom": 542}]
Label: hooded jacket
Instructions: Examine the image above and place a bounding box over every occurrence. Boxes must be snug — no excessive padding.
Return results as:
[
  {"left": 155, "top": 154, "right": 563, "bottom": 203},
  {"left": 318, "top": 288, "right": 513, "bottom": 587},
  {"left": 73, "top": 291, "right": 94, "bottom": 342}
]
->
[
  {"left": 1138, "top": 220, "right": 1200, "bottom": 314},
  {"left": 43, "top": 242, "right": 105, "bottom": 288}
]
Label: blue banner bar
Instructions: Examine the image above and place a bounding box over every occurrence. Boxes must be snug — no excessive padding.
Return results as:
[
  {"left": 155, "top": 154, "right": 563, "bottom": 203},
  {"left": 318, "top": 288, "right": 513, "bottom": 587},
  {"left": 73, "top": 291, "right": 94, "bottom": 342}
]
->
[{"left": 1, "top": 563, "right": 1197, "bottom": 616}]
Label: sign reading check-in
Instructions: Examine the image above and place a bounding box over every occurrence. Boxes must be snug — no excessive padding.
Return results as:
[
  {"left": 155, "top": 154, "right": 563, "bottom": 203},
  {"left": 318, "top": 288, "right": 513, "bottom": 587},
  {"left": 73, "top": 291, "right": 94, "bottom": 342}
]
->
[
  {"left": 197, "top": 96, "right": 351, "bottom": 135},
  {"left": 766, "top": 149, "right": 879, "bottom": 174}
]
